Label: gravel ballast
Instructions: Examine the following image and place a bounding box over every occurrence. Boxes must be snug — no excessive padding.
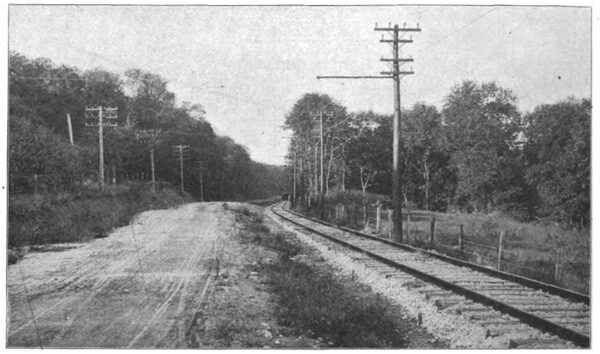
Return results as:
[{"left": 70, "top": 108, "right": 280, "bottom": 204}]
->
[{"left": 267, "top": 208, "right": 572, "bottom": 349}]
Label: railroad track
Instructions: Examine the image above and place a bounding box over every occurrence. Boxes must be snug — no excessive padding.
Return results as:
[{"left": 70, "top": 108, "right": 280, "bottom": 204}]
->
[{"left": 270, "top": 203, "right": 590, "bottom": 348}]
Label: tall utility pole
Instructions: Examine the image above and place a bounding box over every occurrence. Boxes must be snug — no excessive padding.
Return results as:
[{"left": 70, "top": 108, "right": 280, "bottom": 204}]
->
[
  {"left": 172, "top": 145, "right": 190, "bottom": 194},
  {"left": 318, "top": 22, "right": 420, "bottom": 243},
  {"left": 150, "top": 147, "right": 156, "bottom": 192},
  {"left": 292, "top": 147, "right": 297, "bottom": 208},
  {"left": 199, "top": 161, "right": 206, "bottom": 202},
  {"left": 311, "top": 111, "right": 327, "bottom": 210},
  {"left": 86, "top": 106, "right": 118, "bottom": 187},
  {"left": 377, "top": 23, "right": 420, "bottom": 243},
  {"left": 66, "top": 113, "right": 74, "bottom": 145},
  {"left": 135, "top": 129, "right": 161, "bottom": 194},
  {"left": 319, "top": 112, "right": 325, "bottom": 209}
]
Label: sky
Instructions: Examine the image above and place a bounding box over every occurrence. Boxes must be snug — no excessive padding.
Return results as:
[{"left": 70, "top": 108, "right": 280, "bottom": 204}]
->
[{"left": 8, "top": 5, "right": 592, "bottom": 165}]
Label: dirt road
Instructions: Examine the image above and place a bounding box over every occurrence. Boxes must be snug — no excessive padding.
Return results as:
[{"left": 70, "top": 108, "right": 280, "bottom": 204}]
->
[{"left": 7, "top": 202, "right": 229, "bottom": 348}]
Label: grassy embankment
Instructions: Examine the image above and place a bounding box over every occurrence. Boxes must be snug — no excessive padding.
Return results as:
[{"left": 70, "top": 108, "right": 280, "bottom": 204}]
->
[
  {"left": 229, "top": 204, "right": 408, "bottom": 348},
  {"left": 8, "top": 182, "right": 193, "bottom": 263},
  {"left": 298, "top": 190, "right": 589, "bottom": 294}
]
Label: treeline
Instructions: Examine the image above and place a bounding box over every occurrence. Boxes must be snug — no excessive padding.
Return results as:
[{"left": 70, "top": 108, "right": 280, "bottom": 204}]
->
[
  {"left": 285, "top": 83, "right": 590, "bottom": 228},
  {"left": 9, "top": 52, "right": 287, "bottom": 201}
]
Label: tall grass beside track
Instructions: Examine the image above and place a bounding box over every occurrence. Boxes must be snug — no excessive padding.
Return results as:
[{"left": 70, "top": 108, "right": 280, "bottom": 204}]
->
[
  {"left": 298, "top": 190, "right": 590, "bottom": 294},
  {"left": 231, "top": 205, "right": 407, "bottom": 348}
]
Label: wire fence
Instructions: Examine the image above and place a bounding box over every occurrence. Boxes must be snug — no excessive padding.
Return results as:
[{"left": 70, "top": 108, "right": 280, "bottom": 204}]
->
[{"left": 296, "top": 201, "right": 589, "bottom": 294}]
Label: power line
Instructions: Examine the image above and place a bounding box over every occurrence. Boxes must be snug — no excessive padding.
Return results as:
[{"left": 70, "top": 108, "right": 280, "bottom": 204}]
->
[
  {"left": 317, "top": 22, "right": 421, "bottom": 243},
  {"left": 414, "top": 8, "right": 497, "bottom": 54},
  {"left": 10, "top": 75, "right": 86, "bottom": 82}
]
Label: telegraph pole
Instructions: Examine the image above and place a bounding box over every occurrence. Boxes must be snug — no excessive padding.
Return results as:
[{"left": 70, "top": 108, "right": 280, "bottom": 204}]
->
[
  {"left": 150, "top": 147, "right": 156, "bottom": 193},
  {"left": 199, "top": 161, "right": 206, "bottom": 202},
  {"left": 292, "top": 147, "right": 297, "bottom": 208},
  {"left": 66, "top": 113, "right": 74, "bottom": 145},
  {"left": 172, "top": 145, "right": 190, "bottom": 194},
  {"left": 318, "top": 22, "right": 420, "bottom": 243},
  {"left": 311, "top": 111, "right": 327, "bottom": 213},
  {"left": 86, "top": 106, "right": 118, "bottom": 187},
  {"left": 319, "top": 112, "right": 325, "bottom": 208}
]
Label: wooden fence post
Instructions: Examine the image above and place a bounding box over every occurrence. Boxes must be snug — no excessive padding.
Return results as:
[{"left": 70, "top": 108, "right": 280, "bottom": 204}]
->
[
  {"left": 33, "top": 174, "right": 39, "bottom": 196},
  {"left": 497, "top": 230, "right": 505, "bottom": 271},
  {"left": 429, "top": 216, "right": 435, "bottom": 249},
  {"left": 459, "top": 224, "right": 464, "bottom": 251},
  {"left": 406, "top": 214, "right": 411, "bottom": 243},
  {"left": 554, "top": 248, "right": 562, "bottom": 283},
  {"left": 376, "top": 204, "right": 382, "bottom": 233},
  {"left": 363, "top": 205, "right": 368, "bottom": 230},
  {"left": 387, "top": 209, "right": 393, "bottom": 239}
]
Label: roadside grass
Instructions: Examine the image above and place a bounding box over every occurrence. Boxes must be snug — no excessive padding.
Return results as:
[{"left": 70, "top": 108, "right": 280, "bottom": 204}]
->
[
  {"left": 299, "top": 190, "right": 589, "bottom": 294},
  {"left": 8, "top": 182, "right": 193, "bottom": 261},
  {"left": 231, "top": 206, "right": 407, "bottom": 348},
  {"left": 396, "top": 209, "right": 589, "bottom": 293},
  {"left": 247, "top": 196, "right": 284, "bottom": 207}
]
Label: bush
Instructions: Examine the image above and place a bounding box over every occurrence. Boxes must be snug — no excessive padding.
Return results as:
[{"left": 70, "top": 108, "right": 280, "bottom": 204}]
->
[
  {"left": 8, "top": 183, "right": 191, "bottom": 248},
  {"left": 266, "top": 259, "right": 405, "bottom": 347}
]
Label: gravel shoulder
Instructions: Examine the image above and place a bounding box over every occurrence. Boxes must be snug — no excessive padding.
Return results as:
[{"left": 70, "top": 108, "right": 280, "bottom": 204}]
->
[
  {"left": 8, "top": 201, "right": 448, "bottom": 349},
  {"left": 8, "top": 202, "right": 224, "bottom": 348}
]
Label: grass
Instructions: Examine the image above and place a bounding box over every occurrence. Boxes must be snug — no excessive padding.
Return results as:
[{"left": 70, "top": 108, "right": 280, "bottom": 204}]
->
[
  {"left": 8, "top": 182, "right": 193, "bottom": 251},
  {"left": 232, "top": 206, "right": 407, "bottom": 348},
  {"left": 247, "top": 196, "right": 284, "bottom": 206},
  {"left": 299, "top": 190, "right": 590, "bottom": 294}
]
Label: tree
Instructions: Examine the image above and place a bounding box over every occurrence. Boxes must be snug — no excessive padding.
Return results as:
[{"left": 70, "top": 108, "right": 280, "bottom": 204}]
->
[
  {"left": 284, "top": 93, "right": 349, "bottom": 201},
  {"left": 403, "top": 103, "right": 448, "bottom": 210},
  {"left": 442, "top": 81, "right": 523, "bottom": 213},
  {"left": 346, "top": 111, "right": 390, "bottom": 199},
  {"left": 522, "top": 98, "right": 590, "bottom": 227},
  {"left": 124, "top": 68, "right": 175, "bottom": 130}
]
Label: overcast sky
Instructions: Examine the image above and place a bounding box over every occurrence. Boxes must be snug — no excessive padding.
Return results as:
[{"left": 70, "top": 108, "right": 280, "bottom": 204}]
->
[{"left": 9, "top": 5, "right": 591, "bottom": 165}]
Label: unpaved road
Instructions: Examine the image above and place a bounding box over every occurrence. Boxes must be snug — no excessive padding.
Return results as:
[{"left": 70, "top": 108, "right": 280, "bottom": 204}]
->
[{"left": 8, "top": 202, "right": 228, "bottom": 348}]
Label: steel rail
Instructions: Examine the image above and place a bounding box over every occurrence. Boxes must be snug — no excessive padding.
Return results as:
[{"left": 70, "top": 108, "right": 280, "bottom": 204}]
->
[
  {"left": 271, "top": 204, "right": 590, "bottom": 348},
  {"left": 282, "top": 205, "right": 589, "bottom": 305}
]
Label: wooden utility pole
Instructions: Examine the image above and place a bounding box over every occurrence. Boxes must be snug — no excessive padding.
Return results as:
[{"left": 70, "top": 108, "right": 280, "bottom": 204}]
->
[
  {"left": 378, "top": 23, "right": 419, "bottom": 243},
  {"left": 66, "top": 113, "right": 74, "bottom": 145},
  {"left": 292, "top": 147, "right": 297, "bottom": 208},
  {"left": 150, "top": 148, "right": 156, "bottom": 193},
  {"left": 199, "top": 161, "right": 206, "bottom": 201},
  {"left": 179, "top": 146, "right": 184, "bottom": 193},
  {"left": 318, "top": 22, "right": 420, "bottom": 243},
  {"left": 86, "top": 106, "right": 118, "bottom": 187},
  {"left": 172, "top": 145, "right": 190, "bottom": 194},
  {"left": 319, "top": 112, "right": 325, "bottom": 213},
  {"left": 99, "top": 107, "right": 105, "bottom": 186},
  {"left": 136, "top": 129, "right": 161, "bottom": 194}
]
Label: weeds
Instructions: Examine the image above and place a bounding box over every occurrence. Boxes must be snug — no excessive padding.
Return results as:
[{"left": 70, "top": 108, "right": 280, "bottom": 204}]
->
[
  {"left": 266, "top": 258, "right": 405, "bottom": 347},
  {"left": 8, "top": 183, "right": 191, "bottom": 249},
  {"left": 235, "top": 205, "right": 406, "bottom": 348},
  {"left": 214, "top": 319, "right": 239, "bottom": 346}
]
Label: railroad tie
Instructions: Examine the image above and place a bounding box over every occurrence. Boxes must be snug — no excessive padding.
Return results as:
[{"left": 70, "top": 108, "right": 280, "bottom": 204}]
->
[{"left": 508, "top": 338, "right": 570, "bottom": 349}]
